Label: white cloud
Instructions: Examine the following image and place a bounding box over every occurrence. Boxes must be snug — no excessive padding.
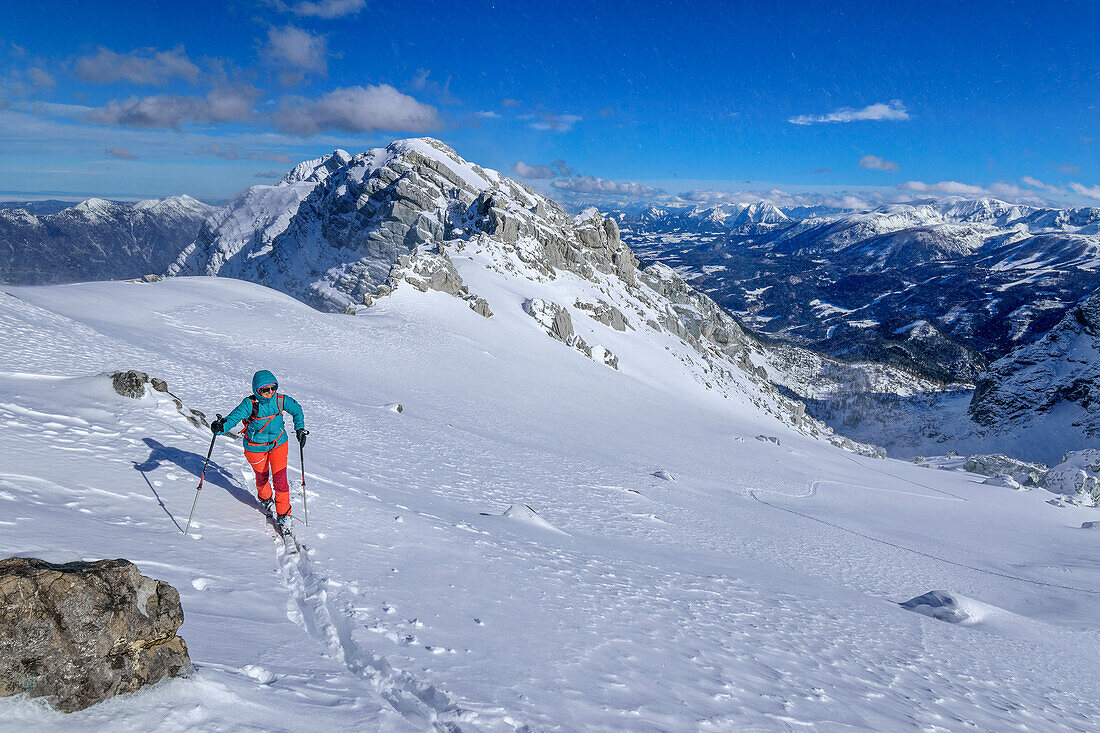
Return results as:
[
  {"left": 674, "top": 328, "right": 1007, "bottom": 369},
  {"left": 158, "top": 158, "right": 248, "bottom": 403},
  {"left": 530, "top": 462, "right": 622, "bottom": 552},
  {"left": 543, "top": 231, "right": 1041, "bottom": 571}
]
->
[
  {"left": 512, "top": 160, "right": 570, "bottom": 179},
  {"left": 681, "top": 189, "right": 759, "bottom": 204},
  {"left": 512, "top": 161, "right": 556, "bottom": 179},
  {"left": 529, "top": 113, "right": 581, "bottom": 132},
  {"left": 858, "top": 154, "right": 899, "bottom": 172},
  {"left": 1, "top": 66, "right": 59, "bottom": 101},
  {"left": 789, "top": 100, "right": 909, "bottom": 125},
  {"left": 824, "top": 195, "right": 872, "bottom": 210},
  {"left": 552, "top": 175, "right": 660, "bottom": 197},
  {"left": 195, "top": 142, "right": 292, "bottom": 163},
  {"left": 899, "top": 180, "right": 987, "bottom": 195},
  {"left": 987, "top": 182, "right": 1028, "bottom": 199},
  {"left": 273, "top": 85, "right": 440, "bottom": 136},
  {"left": 264, "top": 26, "right": 327, "bottom": 85},
  {"left": 12, "top": 101, "right": 94, "bottom": 118},
  {"left": 265, "top": 0, "right": 366, "bottom": 18},
  {"left": 477, "top": 110, "right": 500, "bottom": 119},
  {"left": 1022, "top": 176, "right": 1074, "bottom": 197},
  {"left": 1069, "top": 182, "right": 1100, "bottom": 201},
  {"left": 27, "top": 68, "right": 54, "bottom": 89},
  {"left": 75, "top": 46, "right": 201, "bottom": 86},
  {"left": 86, "top": 87, "right": 257, "bottom": 128},
  {"left": 105, "top": 146, "right": 137, "bottom": 159}
]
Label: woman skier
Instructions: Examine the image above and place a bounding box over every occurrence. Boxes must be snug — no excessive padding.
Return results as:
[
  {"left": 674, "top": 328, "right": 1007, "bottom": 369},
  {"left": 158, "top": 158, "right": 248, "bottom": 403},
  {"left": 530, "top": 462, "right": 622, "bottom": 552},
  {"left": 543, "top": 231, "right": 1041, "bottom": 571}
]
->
[{"left": 211, "top": 369, "right": 307, "bottom": 529}]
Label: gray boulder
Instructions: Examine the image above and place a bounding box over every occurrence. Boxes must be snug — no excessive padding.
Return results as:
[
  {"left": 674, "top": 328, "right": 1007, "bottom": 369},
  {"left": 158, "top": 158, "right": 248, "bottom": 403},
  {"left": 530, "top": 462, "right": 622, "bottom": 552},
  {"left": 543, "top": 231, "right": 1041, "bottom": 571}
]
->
[
  {"left": 468, "top": 296, "right": 493, "bottom": 318},
  {"left": 110, "top": 370, "right": 149, "bottom": 399},
  {"left": 0, "top": 557, "right": 191, "bottom": 712}
]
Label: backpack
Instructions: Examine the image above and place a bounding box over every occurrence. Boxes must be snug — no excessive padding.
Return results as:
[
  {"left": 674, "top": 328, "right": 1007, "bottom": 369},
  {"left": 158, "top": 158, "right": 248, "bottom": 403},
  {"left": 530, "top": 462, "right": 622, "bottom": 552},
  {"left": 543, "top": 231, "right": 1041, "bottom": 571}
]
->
[{"left": 242, "top": 393, "right": 285, "bottom": 447}]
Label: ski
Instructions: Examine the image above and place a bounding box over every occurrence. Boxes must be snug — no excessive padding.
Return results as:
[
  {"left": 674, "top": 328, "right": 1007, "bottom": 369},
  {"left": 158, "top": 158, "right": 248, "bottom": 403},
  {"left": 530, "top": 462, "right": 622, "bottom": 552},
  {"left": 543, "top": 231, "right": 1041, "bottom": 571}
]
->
[{"left": 261, "top": 503, "right": 300, "bottom": 555}]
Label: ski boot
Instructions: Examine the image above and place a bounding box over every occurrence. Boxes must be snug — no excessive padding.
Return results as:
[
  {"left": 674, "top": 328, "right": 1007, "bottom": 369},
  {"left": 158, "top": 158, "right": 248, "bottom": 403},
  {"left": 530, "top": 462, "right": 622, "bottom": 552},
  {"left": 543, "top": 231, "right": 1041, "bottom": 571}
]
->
[
  {"left": 259, "top": 497, "right": 275, "bottom": 516},
  {"left": 276, "top": 511, "right": 293, "bottom": 535}
]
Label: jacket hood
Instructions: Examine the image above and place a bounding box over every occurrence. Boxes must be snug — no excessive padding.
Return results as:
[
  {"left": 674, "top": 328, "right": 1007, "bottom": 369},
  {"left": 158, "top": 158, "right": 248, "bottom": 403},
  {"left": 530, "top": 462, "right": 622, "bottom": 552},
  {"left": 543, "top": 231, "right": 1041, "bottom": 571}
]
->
[{"left": 252, "top": 369, "right": 278, "bottom": 398}]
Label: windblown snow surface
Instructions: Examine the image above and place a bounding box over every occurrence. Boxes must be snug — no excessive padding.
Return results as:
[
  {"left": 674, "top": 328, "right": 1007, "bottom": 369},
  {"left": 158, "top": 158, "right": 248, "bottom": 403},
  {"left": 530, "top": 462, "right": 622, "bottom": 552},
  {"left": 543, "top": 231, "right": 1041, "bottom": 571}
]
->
[{"left": 0, "top": 277, "right": 1098, "bottom": 731}]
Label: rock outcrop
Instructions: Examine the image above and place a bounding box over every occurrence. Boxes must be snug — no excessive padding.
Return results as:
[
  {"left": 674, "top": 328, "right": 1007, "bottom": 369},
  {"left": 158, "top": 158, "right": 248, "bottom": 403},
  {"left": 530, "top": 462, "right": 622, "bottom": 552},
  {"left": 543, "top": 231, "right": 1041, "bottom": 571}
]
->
[
  {"left": 1042, "top": 450, "right": 1100, "bottom": 506},
  {"left": 969, "top": 289, "right": 1100, "bottom": 439},
  {"left": 107, "top": 371, "right": 209, "bottom": 429},
  {"left": 110, "top": 370, "right": 149, "bottom": 399},
  {"left": 0, "top": 557, "right": 191, "bottom": 712}
]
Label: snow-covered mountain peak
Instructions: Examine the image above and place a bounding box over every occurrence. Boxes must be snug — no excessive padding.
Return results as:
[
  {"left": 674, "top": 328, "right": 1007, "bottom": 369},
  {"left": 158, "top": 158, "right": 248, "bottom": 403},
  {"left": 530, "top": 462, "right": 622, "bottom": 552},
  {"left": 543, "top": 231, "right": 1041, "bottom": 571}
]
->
[
  {"left": 169, "top": 139, "right": 887, "bottom": 453},
  {"left": 131, "top": 194, "right": 217, "bottom": 219},
  {"left": 71, "top": 197, "right": 123, "bottom": 220},
  {"left": 280, "top": 148, "right": 354, "bottom": 185}
]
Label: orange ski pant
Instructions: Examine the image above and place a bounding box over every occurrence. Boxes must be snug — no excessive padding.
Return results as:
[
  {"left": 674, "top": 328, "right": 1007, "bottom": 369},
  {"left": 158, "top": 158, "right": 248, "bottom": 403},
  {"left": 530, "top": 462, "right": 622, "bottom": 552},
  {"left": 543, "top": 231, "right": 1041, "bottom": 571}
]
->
[{"left": 245, "top": 441, "right": 291, "bottom": 516}]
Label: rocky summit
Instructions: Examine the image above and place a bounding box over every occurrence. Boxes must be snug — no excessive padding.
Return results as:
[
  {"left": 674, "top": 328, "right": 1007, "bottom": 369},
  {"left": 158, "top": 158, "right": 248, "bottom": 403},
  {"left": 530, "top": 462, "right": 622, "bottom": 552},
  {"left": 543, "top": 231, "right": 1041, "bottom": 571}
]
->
[
  {"left": 0, "top": 557, "right": 191, "bottom": 713},
  {"left": 170, "top": 138, "right": 903, "bottom": 453}
]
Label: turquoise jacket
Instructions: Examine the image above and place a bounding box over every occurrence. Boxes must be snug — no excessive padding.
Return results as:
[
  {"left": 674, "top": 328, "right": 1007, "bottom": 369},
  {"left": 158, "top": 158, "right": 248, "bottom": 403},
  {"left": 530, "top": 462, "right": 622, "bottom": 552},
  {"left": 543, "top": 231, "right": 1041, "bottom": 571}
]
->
[{"left": 220, "top": 370, "right": 305, "bottom": 452}]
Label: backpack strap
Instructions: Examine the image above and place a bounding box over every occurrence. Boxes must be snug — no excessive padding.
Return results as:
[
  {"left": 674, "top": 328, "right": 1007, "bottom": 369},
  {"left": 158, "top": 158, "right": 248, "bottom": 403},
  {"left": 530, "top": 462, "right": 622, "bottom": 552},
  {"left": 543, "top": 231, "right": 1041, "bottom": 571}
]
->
[
  {"left": 244, "top": 395, "right": 259, "bottom": 425},
  {"left": 277, "top": 394, "right": 284, "bottom": 412}
]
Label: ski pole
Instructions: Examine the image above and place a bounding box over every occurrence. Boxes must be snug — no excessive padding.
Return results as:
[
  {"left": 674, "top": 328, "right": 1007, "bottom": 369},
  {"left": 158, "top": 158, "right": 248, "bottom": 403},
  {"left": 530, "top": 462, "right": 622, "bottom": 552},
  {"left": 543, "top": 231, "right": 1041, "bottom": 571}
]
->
[
  {"left": 185, "top": 414, "right": 221, "bottom": 535},
  {"left": 298, "top": 430, "right": 309, "bottom": 526}
]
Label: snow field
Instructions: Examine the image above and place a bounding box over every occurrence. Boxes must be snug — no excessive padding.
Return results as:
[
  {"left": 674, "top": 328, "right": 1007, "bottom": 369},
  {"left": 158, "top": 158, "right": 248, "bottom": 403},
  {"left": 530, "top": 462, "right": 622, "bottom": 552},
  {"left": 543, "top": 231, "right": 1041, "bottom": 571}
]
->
[{"left": 0, "top": 278, "right": 1098, "bottom": 731}]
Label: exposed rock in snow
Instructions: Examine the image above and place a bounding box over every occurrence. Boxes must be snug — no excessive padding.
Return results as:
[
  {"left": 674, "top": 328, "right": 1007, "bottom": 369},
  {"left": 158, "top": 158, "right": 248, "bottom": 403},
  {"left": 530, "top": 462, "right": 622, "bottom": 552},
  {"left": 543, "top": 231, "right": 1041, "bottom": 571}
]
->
[
  {"left": 962, "top": 454, "right": 1047, "bottom": 486},
  {"left": 1041, "top": 450, "right": 1100, "bottom": 506},
  {"left": 522, "top": 298, "right": 608, "bottom": 365},
  {"left": 574, "top": 299, "right": 631, "bottom": 331},
  {"left": 107, "top": 370, "right": 209, "bottom": 430},
  {"left": 110, "top": 370, "right": 150, "bottom": 399},
  {"left": 0, "top": 557, "right": 191, "bottom": 712},
  {"left": 899, "top": 590, "right": 999, "bottom": 625}
]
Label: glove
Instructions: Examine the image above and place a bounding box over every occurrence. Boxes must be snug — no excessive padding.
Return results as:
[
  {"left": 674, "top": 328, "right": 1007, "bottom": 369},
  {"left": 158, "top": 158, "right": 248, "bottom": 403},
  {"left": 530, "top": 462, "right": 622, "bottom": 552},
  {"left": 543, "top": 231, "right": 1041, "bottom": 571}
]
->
[
  {"left": 296, "top": 428, "right": 309, "bottom": 446},
  {"left": 210, "top": 417, "right": 226, "bottom": 435}
]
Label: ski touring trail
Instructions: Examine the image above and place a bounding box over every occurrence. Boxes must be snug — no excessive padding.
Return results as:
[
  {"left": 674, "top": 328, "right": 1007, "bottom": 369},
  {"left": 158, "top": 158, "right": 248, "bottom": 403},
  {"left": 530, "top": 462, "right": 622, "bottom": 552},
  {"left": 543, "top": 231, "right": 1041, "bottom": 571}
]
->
[{"left": 0, "top": 279, "right": 1098, "bottom": 731}]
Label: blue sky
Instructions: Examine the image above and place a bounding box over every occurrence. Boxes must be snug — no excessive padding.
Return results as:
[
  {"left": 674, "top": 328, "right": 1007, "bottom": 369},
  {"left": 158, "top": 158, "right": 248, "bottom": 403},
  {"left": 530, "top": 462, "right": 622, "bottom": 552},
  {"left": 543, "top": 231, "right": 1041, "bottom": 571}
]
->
[{"left": 2, "top": 0, "right": 1097, "bottom": 206}]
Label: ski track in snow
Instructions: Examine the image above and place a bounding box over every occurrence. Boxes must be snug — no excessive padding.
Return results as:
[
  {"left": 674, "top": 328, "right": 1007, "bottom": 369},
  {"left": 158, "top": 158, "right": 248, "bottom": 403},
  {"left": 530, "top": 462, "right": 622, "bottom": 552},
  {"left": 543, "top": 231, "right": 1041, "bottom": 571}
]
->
[
  {"left": 271, "top": 519, "right": 500, "bottom": 731},
  {"left": 1, "top": 280, "right": 1098, "bottom": 731}
]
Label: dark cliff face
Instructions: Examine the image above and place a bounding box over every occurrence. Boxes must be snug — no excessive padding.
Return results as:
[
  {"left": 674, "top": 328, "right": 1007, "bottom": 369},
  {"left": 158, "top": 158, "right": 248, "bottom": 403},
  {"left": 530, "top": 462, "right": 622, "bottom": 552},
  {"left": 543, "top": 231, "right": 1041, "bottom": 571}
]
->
[
  {"left": 968, "top": 289, "right": 1100, "bottom": 430},
  {"left": 0, "top": 197, "right": 215, "bottom": 285}
]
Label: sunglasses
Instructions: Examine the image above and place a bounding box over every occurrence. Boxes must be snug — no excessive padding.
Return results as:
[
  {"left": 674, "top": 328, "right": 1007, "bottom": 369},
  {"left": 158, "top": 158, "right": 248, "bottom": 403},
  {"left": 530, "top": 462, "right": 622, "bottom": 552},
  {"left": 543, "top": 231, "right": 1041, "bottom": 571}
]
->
[{"left": 258, "top": 385, "right": 277, "bottom": 395}]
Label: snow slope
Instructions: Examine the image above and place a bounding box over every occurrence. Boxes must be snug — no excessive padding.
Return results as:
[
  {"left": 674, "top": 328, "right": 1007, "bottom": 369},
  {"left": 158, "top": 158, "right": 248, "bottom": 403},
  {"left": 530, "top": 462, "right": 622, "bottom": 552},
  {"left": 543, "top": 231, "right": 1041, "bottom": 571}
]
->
[{"left": 1, "top": 277, "right": 1098, "bottom": 731}]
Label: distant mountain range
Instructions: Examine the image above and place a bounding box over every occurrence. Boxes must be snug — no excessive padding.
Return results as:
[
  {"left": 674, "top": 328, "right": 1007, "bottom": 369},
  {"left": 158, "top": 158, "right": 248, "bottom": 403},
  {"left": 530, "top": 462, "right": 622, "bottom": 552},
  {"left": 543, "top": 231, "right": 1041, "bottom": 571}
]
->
[
  {"left": 3, "top": 150, "right": 1099, "bottom": 460},
  {"left": 0, "top": 196, "right": 215, "bottom": 284},
  {"left": 614, "top": 199, "right": 1100, "bottom": 383}
]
